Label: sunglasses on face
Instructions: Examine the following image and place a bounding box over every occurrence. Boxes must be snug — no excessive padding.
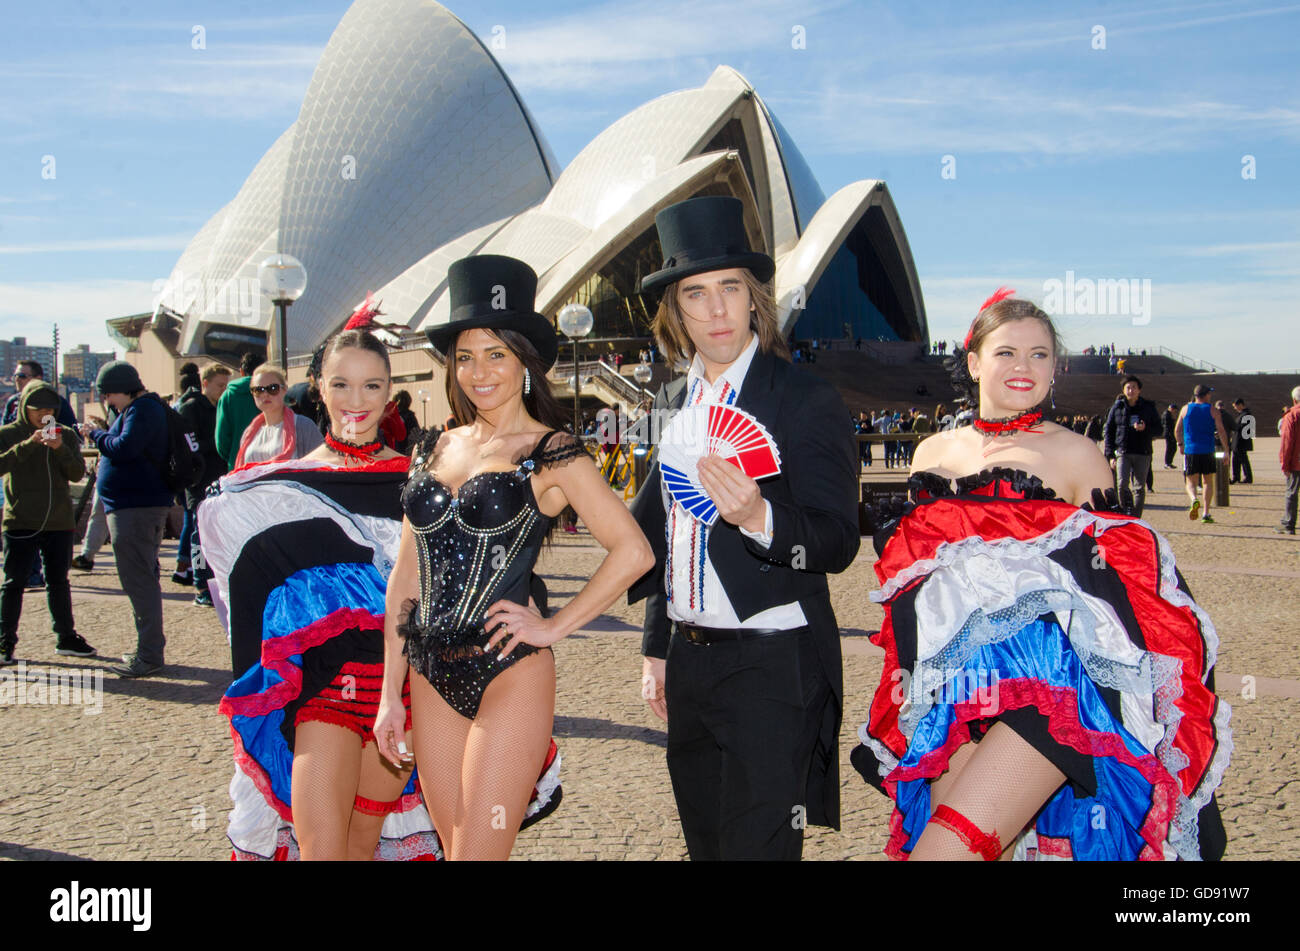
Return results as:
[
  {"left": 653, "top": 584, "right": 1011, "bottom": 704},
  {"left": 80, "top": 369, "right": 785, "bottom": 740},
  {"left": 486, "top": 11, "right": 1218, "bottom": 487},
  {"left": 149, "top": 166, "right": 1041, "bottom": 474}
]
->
[
  {"left": 251, "top": 383, "right": 283, "bottom": 395},
  {"left": 15, "top": 372, "right": 30, "bottom": 380}
]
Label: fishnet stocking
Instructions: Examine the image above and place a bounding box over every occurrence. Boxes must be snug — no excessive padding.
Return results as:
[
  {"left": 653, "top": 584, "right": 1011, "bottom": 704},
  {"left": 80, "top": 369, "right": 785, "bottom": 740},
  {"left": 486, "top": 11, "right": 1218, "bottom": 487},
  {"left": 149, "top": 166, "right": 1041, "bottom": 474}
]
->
[
  {"left": 347, "top": 734, "right": 416, "bottom": 860},
  {"left": 910, "top": 722, "right": 1066, "bottom": 861},
  {"left": 291, "top": 721, "right": 413, "bottom": 860},
  {"left": 410, "top": 650, "right": 555, "bottom": 860}
]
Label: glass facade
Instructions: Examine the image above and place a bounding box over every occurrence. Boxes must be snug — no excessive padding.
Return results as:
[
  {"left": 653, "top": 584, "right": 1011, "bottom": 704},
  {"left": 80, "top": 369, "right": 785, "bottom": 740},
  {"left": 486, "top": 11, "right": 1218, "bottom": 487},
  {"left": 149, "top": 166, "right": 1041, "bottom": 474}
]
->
[
  {"left": 763, "top": 106, "right": 825, "bottom": 234},
  {"left": 790, "top": 206, "right": 918, "bottom": 343},
  {"left": 200, "top": 324, "right": 268, "bottom": 368}
]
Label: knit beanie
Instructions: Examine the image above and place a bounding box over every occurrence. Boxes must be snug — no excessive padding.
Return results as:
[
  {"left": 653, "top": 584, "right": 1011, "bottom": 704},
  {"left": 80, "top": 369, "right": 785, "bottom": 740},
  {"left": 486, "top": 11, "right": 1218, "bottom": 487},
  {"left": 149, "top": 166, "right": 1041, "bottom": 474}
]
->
[{"left": 96, "top": 360, "right": 144, "bottom": 395}]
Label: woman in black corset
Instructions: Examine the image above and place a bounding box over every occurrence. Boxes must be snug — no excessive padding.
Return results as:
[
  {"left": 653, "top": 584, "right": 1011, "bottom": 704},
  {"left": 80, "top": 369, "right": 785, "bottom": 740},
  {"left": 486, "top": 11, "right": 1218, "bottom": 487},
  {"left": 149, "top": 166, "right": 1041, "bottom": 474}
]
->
[{"left": 374, "top": 255, "right": 653, "bottom": 859}]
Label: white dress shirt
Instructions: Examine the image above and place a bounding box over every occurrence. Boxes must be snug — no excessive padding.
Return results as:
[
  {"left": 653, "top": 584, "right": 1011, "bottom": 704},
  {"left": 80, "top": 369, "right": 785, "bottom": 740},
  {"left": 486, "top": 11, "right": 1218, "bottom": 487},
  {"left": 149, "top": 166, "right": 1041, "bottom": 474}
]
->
[{"left": 662, "top": 334, "right": 808, "bottom": 630}]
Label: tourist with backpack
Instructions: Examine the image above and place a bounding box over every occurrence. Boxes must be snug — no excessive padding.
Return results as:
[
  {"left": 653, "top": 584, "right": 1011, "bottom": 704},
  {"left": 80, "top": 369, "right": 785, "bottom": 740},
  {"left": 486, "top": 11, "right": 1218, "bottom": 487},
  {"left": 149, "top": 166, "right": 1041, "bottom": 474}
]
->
[{"left": 77, "top": 361, "right": 174, "bottom": 678}]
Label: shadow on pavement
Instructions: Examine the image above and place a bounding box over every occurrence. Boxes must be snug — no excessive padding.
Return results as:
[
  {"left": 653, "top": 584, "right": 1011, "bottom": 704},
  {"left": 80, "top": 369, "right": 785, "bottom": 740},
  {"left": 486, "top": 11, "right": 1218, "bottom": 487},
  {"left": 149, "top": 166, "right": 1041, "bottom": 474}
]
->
[
  {"left": 29, "top": 660, "right": 233, "bottom": 704},
  {"left": 0, "top": 842, "right": 91, "bottom": 861},
  {"left": 554, "top": 715, "right": 667, "bottom": 748}
]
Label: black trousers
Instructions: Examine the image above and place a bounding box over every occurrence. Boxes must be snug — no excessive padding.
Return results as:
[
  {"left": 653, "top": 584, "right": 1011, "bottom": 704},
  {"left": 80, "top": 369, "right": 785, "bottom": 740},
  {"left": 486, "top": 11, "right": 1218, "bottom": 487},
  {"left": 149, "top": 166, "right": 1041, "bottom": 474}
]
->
[
  {"left": 1, "top": 530, "right": 75, "bottom": 645},
  {"left": 665, "top": 627, "right": 827, "bottom": 860},
  {"left": 1231, "top": 448, "right": 1253, "bottom": 483}
]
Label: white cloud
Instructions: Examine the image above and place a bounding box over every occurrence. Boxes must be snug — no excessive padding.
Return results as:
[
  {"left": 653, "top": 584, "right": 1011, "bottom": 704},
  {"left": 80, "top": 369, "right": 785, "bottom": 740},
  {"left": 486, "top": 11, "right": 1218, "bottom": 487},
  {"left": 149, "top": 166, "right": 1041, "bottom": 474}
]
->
[
  {"left": 771, "top": 71, "right": 1300, "bottom": 158},
  {"left": 0, "top": 234, "right": 194, "bottom": 254},
  {"left": 1176, "top": 240, "right": 1300, "bottom": 256},
  {"left": 0, "top": 42, "right": 319, "bottom": 128},
  {"left": 491, "top": 0, "right": 846, "bottom": 90},
  {"left": 0, "top": 279, "right": 158, "bottom": 357},
  {"left": 920, "top": 274, "right": 1300, "bottom": 372}
]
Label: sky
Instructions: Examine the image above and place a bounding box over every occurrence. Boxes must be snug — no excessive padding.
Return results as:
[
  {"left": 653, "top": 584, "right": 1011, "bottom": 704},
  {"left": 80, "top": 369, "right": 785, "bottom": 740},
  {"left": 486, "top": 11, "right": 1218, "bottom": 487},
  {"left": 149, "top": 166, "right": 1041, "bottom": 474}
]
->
[{"left": 0, "top": 0, "right": 1297, "bottom": 373}]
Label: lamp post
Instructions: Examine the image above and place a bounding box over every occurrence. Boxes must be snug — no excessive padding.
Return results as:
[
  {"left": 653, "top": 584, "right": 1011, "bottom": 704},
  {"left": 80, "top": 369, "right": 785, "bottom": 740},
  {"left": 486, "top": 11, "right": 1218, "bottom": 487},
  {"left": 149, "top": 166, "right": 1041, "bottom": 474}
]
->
[
  {"left": 557, "top": 302, "right": 593, "bottom": 437},
  {"left": 633, "top": 361, "right": 652, "bottom": 387},
  {"left": 416, "top": 387, "right": 429, "bottom": 427},
  {"left": 258, "top": 253, "right": 307, "bottom": 370}
]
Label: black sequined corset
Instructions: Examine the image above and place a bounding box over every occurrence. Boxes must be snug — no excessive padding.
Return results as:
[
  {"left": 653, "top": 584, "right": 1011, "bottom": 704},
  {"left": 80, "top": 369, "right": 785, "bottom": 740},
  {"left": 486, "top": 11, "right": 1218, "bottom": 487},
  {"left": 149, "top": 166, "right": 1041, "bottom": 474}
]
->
[{"left": 397, "top": 428, "right": 586, "bottom": 717}]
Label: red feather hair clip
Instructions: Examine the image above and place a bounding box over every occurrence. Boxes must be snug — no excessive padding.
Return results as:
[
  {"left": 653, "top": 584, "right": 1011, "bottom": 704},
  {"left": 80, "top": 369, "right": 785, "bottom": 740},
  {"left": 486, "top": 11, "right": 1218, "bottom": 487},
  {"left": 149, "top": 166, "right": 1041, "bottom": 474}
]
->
[
  {"left": 344, "top": 291, "right": 383, "bottom": 331},
  {"left": 963, "top": 286, "right": 1016, "bottom": 349}
]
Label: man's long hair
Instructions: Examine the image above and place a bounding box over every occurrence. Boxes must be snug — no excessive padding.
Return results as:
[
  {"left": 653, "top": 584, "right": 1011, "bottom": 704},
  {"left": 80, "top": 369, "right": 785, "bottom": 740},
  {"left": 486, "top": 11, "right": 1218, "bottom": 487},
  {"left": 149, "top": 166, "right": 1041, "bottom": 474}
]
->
[{"left": 650, "top": 268, "right": 790, "bottom": 368}]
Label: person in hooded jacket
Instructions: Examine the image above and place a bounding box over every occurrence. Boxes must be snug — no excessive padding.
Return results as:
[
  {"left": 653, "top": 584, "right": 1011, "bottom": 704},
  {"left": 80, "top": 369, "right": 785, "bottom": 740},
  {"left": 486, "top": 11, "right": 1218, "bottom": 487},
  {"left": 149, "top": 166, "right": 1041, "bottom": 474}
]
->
[{"left": 0, "top": 381, "right": 94, "bottom": 665}]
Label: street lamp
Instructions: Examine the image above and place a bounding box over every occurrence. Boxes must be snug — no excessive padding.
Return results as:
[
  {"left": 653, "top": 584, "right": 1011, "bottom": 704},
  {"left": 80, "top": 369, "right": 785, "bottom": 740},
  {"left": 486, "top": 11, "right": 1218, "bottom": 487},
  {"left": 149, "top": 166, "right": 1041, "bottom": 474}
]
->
[
  {"left": 416, "top": 387, "right": 429, "bottom": 427},
  {"left": 633, "top": 362, "right": 652, "bottom": 386},
  {"left": 557, "top": 302, "right": 593, "bottom": 437},
  {"left": 258, "top": 253, "right": 307, "bottom": 370}
]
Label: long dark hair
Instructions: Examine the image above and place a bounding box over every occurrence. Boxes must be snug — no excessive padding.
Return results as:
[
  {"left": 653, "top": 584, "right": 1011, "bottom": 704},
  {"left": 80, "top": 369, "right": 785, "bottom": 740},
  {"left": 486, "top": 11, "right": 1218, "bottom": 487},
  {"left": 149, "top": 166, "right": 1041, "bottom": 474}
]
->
[{"left": 444, "top": 327, "right": 568, "bottom": 431}]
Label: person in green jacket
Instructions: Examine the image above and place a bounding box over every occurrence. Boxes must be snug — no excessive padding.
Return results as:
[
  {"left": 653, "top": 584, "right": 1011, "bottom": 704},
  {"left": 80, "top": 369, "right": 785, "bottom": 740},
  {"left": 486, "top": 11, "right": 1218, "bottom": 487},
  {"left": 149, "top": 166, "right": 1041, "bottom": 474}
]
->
[
  {"left": 0, "top": 381, "right": 95, "bottom": 665},
  {"left": 214, "top": 351, "right": 261, "bottom": 469}
]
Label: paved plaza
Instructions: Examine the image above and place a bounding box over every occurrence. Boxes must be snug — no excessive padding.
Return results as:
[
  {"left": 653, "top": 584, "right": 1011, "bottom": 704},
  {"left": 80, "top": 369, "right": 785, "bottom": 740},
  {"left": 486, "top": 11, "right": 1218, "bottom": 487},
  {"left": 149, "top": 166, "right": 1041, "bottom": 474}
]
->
[{"left": 1, "top": 439, "right": 1296, "bottom": 861}]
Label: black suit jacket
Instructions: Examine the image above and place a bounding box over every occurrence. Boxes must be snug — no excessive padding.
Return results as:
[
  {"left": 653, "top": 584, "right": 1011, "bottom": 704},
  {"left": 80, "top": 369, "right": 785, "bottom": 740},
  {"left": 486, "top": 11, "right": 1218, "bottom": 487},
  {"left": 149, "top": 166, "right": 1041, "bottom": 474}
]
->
[{"left": 627, "top": 347, "right": 861, "bottom": 827}]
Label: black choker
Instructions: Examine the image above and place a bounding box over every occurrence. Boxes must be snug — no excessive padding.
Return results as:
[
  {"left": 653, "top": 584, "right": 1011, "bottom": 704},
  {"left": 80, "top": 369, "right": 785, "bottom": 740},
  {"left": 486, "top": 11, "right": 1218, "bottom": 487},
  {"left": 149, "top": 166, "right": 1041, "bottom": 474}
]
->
[{"left": 325, "top": 431, "right": 383, "bottom": 460}]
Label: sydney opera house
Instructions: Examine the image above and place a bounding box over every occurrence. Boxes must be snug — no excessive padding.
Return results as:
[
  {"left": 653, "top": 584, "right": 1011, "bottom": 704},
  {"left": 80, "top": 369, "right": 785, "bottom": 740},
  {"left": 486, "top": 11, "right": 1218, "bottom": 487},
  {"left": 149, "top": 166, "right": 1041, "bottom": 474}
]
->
[{"left": 129, "top": 0, "right": 925, "bottom": 413}]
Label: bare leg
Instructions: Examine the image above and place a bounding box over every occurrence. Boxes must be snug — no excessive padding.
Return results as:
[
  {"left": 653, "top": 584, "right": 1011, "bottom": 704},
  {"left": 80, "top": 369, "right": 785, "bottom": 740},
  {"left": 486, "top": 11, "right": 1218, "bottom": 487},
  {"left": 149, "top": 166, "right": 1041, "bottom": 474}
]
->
[
  {"left": 409, "top": 669, "right": 472, "bottom": 857},
  {"left": 292, "top": 721, "right": 363, "bottom": 860},
  {"left": 1184, "top": 475, "right": 1199, "bottom": 505},
  {"left": 909, "top": 723, "right": 1066, "bottom": 861},
  {"left": 1202, "top": 472, "right": 1214, "bottom": 514},
  {"left": 346, "top": 730, "right": 415, "bottom": 860},
  {"left": 451, "top": 650, "right": 555, "bottom": 860}
]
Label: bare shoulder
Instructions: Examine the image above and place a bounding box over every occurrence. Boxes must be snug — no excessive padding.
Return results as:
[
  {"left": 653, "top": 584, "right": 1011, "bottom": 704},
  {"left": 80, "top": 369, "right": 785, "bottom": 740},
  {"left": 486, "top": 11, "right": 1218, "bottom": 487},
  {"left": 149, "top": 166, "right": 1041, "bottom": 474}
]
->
[
  {"left": 1035, "top": 422, "right": 1104, "bottom": 464},
  {"left": 910, "top": 428, "right": 958, "bottom": 471},
  {"left": 1043, "top": 424, "right": 1112, "bottom": 500}
]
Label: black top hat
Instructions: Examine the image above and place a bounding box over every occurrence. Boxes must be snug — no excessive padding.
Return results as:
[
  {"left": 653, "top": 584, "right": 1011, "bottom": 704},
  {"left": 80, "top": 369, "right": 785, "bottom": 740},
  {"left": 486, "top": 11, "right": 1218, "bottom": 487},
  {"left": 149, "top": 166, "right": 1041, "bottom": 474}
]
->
[
  {"left": 639, "top": 196, "right": 774, "bottom": 294},
  {"left": 425, "top": 255, "right": 559, "bottom": 369}
]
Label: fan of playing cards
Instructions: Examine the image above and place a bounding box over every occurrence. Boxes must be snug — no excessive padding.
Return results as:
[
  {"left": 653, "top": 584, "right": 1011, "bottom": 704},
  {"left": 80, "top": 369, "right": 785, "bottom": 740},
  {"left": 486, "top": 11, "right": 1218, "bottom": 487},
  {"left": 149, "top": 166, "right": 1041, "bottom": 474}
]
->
[{"left": 657, "top": 404, "right": 782, "bottom": 525}]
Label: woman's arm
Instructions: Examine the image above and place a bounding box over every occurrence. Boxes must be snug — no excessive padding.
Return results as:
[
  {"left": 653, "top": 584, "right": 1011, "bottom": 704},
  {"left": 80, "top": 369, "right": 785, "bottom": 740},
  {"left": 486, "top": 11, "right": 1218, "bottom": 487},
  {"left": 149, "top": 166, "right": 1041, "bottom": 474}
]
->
[
  {"left": 486, "top": 444, "right": 654, "bottom": 657},
  {"left": 375, "top": 517, "right": 419, "bottom": 767}
]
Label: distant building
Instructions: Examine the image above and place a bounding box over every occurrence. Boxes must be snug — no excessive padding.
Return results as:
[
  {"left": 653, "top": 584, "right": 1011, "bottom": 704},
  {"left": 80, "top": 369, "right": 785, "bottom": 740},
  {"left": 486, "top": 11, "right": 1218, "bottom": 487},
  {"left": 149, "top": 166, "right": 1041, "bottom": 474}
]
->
[
  {"left": 61, "top": 344, "right": 117, "bottom": 391},
  {"left": 2, "top": 336, "right": 56, "bottom": 378}
]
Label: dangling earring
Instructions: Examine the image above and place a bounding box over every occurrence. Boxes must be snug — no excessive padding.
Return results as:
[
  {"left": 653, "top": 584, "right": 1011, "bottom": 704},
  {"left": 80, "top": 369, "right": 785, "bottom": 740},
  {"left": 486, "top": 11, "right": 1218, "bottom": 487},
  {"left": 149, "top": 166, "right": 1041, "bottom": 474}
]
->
[
  {"left": 523, "top": 368, "right": 531, "bottom": 396},
  {"left": 1049, "top": 379, "right": 1056, "bottom": 409}
]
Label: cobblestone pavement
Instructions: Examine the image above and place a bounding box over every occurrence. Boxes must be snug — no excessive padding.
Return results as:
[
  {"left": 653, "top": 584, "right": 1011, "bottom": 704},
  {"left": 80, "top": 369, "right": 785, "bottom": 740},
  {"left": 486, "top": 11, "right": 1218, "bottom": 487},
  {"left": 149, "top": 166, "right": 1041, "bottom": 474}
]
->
[{"left": 1, "top": 442, "right": 1295, "bottom": 860}]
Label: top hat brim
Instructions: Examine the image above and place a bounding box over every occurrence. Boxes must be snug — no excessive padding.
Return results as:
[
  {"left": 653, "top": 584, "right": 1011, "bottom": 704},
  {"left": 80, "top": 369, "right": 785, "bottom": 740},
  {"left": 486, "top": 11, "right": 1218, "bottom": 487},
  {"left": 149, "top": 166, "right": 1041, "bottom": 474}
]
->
[
  {"left": 425, "top": 310, "right": 559, "bottom": 370},
  {"left": 639, "top": 251, "right": 774, "bottom": 295}
]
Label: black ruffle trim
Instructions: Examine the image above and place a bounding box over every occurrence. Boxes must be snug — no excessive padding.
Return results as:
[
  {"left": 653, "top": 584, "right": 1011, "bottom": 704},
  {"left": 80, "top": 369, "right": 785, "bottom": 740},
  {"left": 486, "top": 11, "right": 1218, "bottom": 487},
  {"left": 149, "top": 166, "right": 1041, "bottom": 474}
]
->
[
  {"left": 872, "top": 468, "right": 1063, "bottom": 557},
  {"left": 907, "top": 466, "right": 1060, "bottom": 501}
]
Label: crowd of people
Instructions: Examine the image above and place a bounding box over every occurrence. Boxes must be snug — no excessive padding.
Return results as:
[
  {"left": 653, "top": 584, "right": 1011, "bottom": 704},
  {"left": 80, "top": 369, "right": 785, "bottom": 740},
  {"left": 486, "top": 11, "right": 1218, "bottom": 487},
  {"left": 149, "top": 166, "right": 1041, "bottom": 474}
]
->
[{"left": 8, "top": 198, "right": 1297, "bottom": 864}]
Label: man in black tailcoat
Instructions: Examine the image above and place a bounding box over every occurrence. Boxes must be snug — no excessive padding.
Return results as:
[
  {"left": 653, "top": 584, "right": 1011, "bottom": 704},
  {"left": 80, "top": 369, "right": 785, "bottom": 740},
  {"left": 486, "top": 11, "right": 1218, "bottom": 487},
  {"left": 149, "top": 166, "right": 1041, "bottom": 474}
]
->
[{"left": 627, "top": 196, "right": 860, "bottom": 860}]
